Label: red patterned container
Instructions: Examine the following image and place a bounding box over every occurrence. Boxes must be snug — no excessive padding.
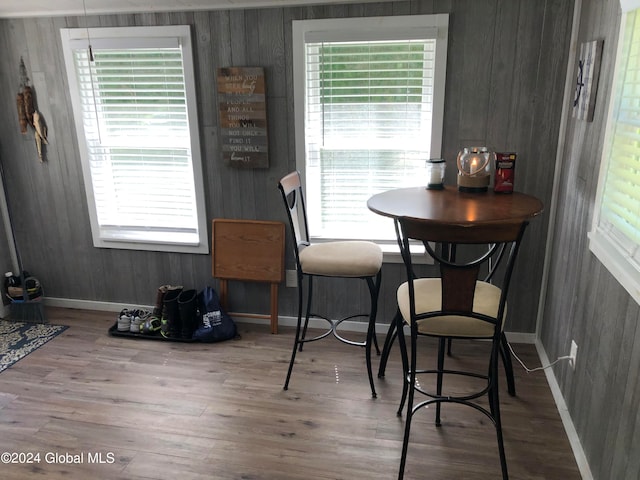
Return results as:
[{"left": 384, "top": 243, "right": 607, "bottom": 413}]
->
[{"left": 494, "top": 153, "right": 516, "bottom": 193}]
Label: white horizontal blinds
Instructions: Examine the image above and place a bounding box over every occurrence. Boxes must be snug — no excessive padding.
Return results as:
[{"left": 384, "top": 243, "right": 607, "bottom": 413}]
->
[
  {"left": 72, "top": 46, "right": 197, "bottom": 234},
  {"left": 601, "top": 9, "right": 640, "bottom": 257},
  {"left": 305, "top": 39, "right": 434, "bottom": 240}
]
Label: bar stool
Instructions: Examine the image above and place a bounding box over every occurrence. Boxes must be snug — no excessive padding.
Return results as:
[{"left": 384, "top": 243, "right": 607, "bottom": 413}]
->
[
  {"left": 277, "top": 171, "right": 383, "bottom": 397},
  {"left": 393, "top": 215, "right": 529, "bottom": 479}
]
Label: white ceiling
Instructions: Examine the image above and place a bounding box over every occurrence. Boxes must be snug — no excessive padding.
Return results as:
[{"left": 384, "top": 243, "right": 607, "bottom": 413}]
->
[{"left": 0, "top": 0, "right": 388, "bottom": 18}]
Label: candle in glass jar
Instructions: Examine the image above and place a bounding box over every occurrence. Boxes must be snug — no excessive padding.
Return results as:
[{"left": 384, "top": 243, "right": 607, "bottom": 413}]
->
[
  {"left": 470, "top": 158, "right": 479, "bottom": 175},
  {"left": 430, "top": 167, "right": 441, "bottom": 184},
  {"left": 426, "top": 158, "right": 445, "bottom": 189}
]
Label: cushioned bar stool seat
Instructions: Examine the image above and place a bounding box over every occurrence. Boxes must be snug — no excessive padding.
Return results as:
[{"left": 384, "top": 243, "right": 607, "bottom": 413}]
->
[
  {"left": 299, "top": 241, "right": 382, "bottom": 277},
  {"left": 397, "top": 279, "right": 506, "bottom": 337}
]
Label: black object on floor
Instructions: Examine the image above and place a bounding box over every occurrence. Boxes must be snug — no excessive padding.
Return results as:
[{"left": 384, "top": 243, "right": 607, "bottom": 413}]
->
[{"left": 108, "top": 322, "right": 196, "bottom": 342}]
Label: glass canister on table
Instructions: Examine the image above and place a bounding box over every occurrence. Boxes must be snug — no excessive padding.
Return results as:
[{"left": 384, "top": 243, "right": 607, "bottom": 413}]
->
[{"left": 426, "top": 158, "right": 446, "bottom": 190}]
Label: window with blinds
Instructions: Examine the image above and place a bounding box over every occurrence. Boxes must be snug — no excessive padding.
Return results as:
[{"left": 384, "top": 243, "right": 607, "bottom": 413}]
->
[
  {"left": 60, "top": 26, "right": 208, "bottom": 254},
  {"left": 589, "top": 3, "right": 640, "bottom": 303},
  {"left": 293, "top": 15, "right": 449, "bottom": 243}
]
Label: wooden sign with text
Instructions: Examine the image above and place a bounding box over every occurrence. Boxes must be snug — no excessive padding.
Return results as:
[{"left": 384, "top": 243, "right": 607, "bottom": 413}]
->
[{"left": 217, "top": 67, "right": 269, "bottom": 168}]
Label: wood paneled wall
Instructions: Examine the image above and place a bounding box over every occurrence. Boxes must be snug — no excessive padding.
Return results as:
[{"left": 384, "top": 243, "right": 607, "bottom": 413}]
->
[
  {"left": 0, "top": 1, "right": 572, "bottom": 332},
  {"left": 0, "top": 178, "right": 14, "bottom": 297},
  {"left": 541, "top": 0, "right": 640, "bottom": 478}
]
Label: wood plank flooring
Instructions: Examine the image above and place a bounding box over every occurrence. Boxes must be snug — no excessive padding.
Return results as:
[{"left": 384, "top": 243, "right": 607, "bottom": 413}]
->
[{"left": 0, "top": 307, "right": 580, "bottom": 479}]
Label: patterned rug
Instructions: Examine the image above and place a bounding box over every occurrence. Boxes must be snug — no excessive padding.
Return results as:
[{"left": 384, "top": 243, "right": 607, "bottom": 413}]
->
[{"left": 0, "top": 320, "right": 68, "bottom": 373}]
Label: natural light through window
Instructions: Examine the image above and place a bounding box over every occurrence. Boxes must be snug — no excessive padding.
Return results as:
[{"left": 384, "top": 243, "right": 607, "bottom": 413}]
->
[
  {"left": 589, "top": 1, "right": 640, "bottom": 303},
  {"left": 293, "top": 15, "right": 449, "bottom": 243},
  {"left": 60, "top": 26, "right": 208, "bottom": 254}
]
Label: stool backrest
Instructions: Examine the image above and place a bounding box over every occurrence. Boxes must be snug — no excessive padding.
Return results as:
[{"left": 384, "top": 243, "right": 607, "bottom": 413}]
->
[{"left": 278, "top": 171, "right": 311, "bottom": 267}]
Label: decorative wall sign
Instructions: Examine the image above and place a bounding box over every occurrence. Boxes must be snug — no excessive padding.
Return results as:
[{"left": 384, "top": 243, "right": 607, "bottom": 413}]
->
[
  {"left": 217, "top": 67, "right": 269, "bottom": 168},
  {"left": 573, "top": 39, "right": 603, "bottom": 122}
]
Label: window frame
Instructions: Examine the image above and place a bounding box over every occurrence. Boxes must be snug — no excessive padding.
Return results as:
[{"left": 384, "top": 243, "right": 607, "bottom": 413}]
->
[
  {"left": 60, "top": 25, "right": 209, "bottom": 254},
  {"left": 588, "top": 0, "right": 640, "bottom": 304},
  {"left": 292, "top": 14, "right": 449, "bottom": 258}
]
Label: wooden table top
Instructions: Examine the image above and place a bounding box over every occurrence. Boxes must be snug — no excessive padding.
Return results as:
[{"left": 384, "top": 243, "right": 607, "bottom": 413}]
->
[{"left": 367, "top": 186, "right": 544, "bottom": 226}]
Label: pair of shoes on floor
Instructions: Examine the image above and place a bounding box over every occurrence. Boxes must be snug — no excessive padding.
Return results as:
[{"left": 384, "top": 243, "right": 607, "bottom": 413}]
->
[
  {"left": 118, "top": 308, "right": 153, "bottom": 333},
  {"left": 142, "top": 315, "right": 162, "bottom": 334},
  {"left": 118, "top": 309, "right": 132, "bottom": 332},
  {"left": 129, "top": 309, "right": 152, "bottom": 333}
]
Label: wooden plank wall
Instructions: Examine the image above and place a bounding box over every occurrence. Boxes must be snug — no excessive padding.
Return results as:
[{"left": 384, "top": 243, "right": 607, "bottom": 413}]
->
[
  {"left": 540, "top": 0, "right": 640, "bottom": 478},
  {"left": 0, "top": 178, "right": 14, "bottom": 294},
  {"left": 0, "top": 0, "right": 572, "bottom": 333}
]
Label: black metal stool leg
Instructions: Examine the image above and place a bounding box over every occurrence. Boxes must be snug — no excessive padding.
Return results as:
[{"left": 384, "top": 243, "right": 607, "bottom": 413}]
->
[
  {"left": 395, "top": 313, "right": 409, "bottom": 416},
  {"left": 398, "top": 323, "right": 417, "bottom": 479},
  {"left": 491, "top": 353, "right": 509, "bottom": 479},
  {"left": 284, "top": 275, "right": 306, "bottom": 390},
  {"left": 365, "top": 321, "right": 376, "bottom": 398},
  {"left": 371, "top": 270, "right": 382, "bottom": 357},
  {"left": 372, "top": 326, "right": 381, "bottom": 356},
  {"left": 378, "top": 313, "right": 398, "bottom": 378},
  {"left": 298, "top": 275, "right": 313, "bottom": 352},
  {"left": 435, "top": 337, "right": 446, "bottom": 426},
  {"left": 365, "top": 273, "right": 381, "bottom": 398},
  {"left": 500, "top": 333, "right": 516, "bottom": 396}
]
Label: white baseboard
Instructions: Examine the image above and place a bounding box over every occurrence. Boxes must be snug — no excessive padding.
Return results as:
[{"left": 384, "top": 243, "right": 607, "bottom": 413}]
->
[
  {"left": 536, "top": 339, "right": 592, "bottom": 480},
  {"left": 43, "top": 296, "right": 539, "bottom": 340},
  {"left": 44, "top": 296, "right": 393, "bottom": 333},
  {"left": 45, "top": 297, "right": 148, "bottom": 314}
]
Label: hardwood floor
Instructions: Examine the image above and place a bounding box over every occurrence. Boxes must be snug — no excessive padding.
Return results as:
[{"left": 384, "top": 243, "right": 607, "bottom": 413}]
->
[{"left": 0, "top": 307, "right": 581, "bottom": 479}]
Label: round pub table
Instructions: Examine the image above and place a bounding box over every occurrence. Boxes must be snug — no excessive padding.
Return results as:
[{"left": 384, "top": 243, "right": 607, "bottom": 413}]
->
[
  {"left": 368, "top": 185, "right": 543, "bottom": 394},
  {"left": 367, "top": 185, "right": 543, "bottom": 226}
]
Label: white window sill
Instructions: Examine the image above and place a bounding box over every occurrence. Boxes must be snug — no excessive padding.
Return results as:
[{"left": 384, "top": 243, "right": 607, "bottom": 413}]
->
[
  {"left": 379, "top": 242, "right": 434, "bottom": 264},
  {"left": 588, "top": 228, "right": 640, "bottom": 305},
  {"left": 96, "top": 228, "right": 209, "bottom": 254}
]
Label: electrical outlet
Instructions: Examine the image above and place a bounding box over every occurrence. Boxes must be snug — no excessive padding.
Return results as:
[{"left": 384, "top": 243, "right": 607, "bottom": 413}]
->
[
  {"left": 285, "top": 269, "right": 298, "bottom": 288},
  {"left": 569, "top": 340, "right": 578, "bottom": 370}
]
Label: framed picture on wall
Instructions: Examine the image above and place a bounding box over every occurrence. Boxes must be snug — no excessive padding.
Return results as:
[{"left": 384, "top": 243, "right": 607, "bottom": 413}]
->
[
  {"left": 217, "top": 67, "right": 269, "bottom": 168},
  {"left": 573, "top": 39, "right": 603, "bottom": 122}
]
